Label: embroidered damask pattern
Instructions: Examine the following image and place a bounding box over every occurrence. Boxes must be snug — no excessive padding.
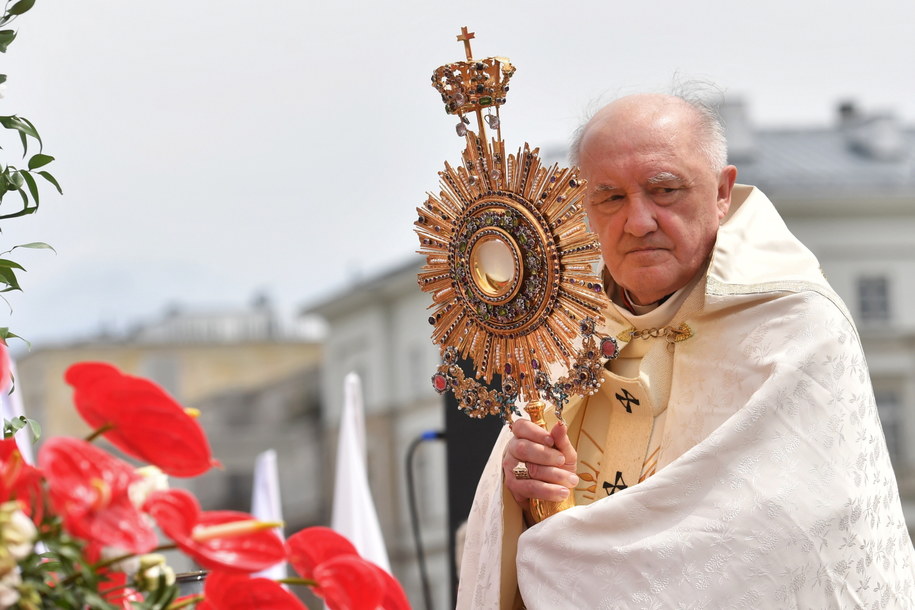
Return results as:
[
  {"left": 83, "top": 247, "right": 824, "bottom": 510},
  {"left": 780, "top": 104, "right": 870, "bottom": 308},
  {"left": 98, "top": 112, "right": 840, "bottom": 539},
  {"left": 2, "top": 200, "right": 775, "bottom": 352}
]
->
[
  {"left": 513, "top": 292, "right": 915, "bottom": 609},
  {"left": 576, "top": 427, "right": 603, "bottom": 502}
]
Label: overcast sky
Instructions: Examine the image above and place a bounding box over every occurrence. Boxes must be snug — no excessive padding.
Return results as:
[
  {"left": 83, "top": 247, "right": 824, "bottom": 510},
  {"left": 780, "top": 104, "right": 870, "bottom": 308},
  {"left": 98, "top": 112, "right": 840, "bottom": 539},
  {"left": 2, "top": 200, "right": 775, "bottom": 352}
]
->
[{"left": 3, "top": 0, "right": 914, "bottom": 346}]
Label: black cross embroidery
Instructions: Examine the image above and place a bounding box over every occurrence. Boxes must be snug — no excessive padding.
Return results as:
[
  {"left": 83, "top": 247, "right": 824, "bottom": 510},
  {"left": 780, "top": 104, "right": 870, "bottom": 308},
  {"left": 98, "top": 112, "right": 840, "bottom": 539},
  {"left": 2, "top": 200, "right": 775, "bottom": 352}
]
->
[
  {"left": 614, "top": 388, "right": 640, "bottom": 413},
  {"left": 602, "top": 471, "right": 628, "bottom": 496}
]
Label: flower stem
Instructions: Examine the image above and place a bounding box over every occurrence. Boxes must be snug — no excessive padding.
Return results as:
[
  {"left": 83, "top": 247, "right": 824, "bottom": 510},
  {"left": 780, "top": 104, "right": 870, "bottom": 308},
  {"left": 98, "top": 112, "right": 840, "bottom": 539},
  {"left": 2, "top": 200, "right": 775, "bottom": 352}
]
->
[
  {"left": 89, "top": 544, "right": 178, "bottom": 573},
  {"left": 277, "top": 577, "right": 319, "bottom": 587},
  {"left": 168, "top": 594, "right": 204, "bottom": 609},
  {"left": 84, "top": 422, "right": 115, "bottom": 442}
]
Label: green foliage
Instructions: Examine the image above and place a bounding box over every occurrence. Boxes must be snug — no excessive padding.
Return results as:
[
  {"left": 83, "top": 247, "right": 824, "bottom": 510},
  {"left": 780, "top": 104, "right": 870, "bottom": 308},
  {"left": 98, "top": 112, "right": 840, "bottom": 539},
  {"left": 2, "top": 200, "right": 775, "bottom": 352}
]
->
[
  {"left": 7, "top": 499, "right": 184, "bottom": 609},
  {"left": 3, "top": 414, "right": 39, "bottom": 441},
  {"left": 0, "top": 0, "right": 60, "bottom": 334},
  {"left": 14, "top": 517, "right": 178, "bottom": 610}
]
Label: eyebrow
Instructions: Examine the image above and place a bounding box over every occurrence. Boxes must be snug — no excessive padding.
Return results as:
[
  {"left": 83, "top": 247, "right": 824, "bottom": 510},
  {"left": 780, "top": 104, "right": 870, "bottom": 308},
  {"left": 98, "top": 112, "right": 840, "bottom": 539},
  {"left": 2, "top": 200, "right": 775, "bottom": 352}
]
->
[
  {"left": 591, "top": 183, "right": 621, "bottom": 194},
  {"left": 646, "top": 171, "right": 685, "bottom": 185}
]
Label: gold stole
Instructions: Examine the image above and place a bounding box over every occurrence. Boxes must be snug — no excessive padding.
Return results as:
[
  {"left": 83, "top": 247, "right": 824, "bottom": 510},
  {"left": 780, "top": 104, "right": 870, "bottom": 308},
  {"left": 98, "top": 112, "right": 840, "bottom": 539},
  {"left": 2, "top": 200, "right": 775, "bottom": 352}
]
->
[
  {"left": 565, "top": 359, "right": 666, "bottom": 505},
  {"left": 550, "top": 277, "right": 701, "bottom": 505}
]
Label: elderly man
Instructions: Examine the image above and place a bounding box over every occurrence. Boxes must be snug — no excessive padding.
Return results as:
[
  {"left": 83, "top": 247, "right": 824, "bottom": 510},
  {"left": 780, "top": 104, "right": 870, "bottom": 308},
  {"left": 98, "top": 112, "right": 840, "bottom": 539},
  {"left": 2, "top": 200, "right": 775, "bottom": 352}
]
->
[{"left": 457, "top": 92, "right": 915, "bottom": 608}]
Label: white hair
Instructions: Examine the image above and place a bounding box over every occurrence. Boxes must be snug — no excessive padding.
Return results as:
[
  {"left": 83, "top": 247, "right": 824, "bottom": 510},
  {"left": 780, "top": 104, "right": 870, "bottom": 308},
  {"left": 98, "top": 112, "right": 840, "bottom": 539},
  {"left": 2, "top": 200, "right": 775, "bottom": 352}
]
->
[{"left": 568, "top": 81, "right": 728, "bottom": 173}]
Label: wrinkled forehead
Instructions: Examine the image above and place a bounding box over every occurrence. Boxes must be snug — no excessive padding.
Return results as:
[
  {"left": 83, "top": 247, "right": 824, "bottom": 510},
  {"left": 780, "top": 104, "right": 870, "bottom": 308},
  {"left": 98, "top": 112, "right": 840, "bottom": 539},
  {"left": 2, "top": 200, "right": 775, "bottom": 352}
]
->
[
  {"left": 583, "top": 97, "right": 699, "bottom": 152},
  {"left": 578, "top": 100, "right": 704, "bottom": 179}
]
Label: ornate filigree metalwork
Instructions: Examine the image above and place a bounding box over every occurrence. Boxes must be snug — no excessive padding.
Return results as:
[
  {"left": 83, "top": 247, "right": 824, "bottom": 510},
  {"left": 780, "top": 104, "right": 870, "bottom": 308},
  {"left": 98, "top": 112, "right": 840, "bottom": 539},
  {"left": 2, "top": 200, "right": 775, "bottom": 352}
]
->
[{"left": 416, "top": 27, "right": 618, "bottom": 423}]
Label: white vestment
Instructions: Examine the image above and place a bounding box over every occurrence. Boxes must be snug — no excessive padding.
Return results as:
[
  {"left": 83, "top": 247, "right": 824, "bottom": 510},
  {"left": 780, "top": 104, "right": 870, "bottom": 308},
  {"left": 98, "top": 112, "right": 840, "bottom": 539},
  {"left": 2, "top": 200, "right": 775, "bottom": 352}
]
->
[{"left": 457, "top": 185, "right": 915, "bottom": 609}]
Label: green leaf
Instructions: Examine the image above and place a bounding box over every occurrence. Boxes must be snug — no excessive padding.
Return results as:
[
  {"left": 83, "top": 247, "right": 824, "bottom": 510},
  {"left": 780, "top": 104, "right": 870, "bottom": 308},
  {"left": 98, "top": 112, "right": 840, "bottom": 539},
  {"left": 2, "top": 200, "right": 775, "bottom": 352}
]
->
[
  {"left": 12, "top": 241, "right": 56, "bottom": 253},
  {"left": 7, "top": 0, "right": 36, "bottom": 16},
  {"left": 25, "top": 416, "right": 40, "bottom": 442},
  {"left": 16, "top": 186, "right": 31, "bottom": 210},
  {"left": 0, "top": 258, "right": 26, "bottom": 270},
  {"left": 3, "top": 416, "right": 26, "bottom": 437},
  {"left": 0, "top": 74, "right": 6, "bottom": 84},
  {"left": 0, "top": 115, "right": 41, "bottom": 155},
  {"left": 0, "top": 265, "right": 21, "bottom": 290},
  {"left": 0, "top": 30, "right": 15, "bottom": 53},
  {"left": 3, "top": 417, "right": 37, "bottom": 441},
  {"left": 27, "top": 153, "right": 53, "bottom": 170},
  {"left": 7, "top": 170, "right": 23, "bottom": 189},
  {"left": 18, "top": 115, "right": 41, "bottom": 147},
  {"left": 37, "top": 170, "right": 62, "bottom": 194},
  {"left": 0, "top": 327, "right": 29, "bottom": 348},
  {"left": 20, "top": 169, "right": 38, "bottom": 205},
  {"left": 0, "top": 200, "right": 37, "bottom": 219}
]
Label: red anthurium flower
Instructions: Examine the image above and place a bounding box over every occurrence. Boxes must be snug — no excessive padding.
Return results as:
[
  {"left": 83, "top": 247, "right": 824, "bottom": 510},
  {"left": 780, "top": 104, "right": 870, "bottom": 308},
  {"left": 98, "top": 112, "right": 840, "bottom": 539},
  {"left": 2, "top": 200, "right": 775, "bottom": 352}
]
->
[
  {"left": 197, "top": 570, "right": 308, "bottom": 610},
  {"left": 65, "top": 362, "right": 217, "bottom": 477},
  {"left": 144, "top": 489, "right": 286, "bottom": 573},
  {"left": 38, "top": 436, "right": 158, "bottom": 553},
  {"left": 370, "top": 563, "right": 411, "bottom": 610},
  {"left": 285, "top": 526, "right": 359, "bottom": 581},
  {"left": 286, "top": 527, "right": 410, "bottom": 610},
  {"left": 311, "top": 555, "right": 386, "bottom": 610},
  {"left": 313, "top": 557, "right": 410, "bottom": 610},
  {"left": 0, "top": 437, "right": 44, "bottom": 522}
]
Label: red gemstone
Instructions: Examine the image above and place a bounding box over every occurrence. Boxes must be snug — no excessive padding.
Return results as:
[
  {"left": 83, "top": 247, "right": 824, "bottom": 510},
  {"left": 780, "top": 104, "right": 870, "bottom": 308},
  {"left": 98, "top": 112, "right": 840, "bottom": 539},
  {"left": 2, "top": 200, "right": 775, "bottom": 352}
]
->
[
  {"left": 432, "top": 374, "right": 448, "bottom": 393},
  {"left": 600, "top": 337, "right": 618, "bottom": 358}
]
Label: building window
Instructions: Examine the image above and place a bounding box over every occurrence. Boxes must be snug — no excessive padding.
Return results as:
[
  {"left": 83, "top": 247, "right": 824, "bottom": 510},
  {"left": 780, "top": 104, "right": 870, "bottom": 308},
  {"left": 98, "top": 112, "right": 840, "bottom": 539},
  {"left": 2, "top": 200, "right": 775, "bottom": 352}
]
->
[
  {"left": 874, "top": 385, "right": 902, "bottom": 465},
  {"left": 857, "top": 275, "right": 891, "bottom": 322}
]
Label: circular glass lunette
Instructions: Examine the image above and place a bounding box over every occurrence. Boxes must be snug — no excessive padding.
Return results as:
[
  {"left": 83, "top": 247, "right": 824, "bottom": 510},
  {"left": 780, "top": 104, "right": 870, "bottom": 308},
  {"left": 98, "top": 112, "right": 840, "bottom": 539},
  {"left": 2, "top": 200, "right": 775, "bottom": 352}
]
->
[{"left": 469, "top": 232, "right": 519, "bottom": 301}]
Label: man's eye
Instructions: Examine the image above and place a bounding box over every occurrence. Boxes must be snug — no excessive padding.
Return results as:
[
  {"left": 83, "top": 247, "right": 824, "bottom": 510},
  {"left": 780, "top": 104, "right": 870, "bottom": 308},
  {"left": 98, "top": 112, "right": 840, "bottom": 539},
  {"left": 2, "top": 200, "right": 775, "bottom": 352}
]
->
[
  {"left": 652, "top": 187, "right": 680, "bottom": 202},
  {"left": 599, "top": 194, "right": 624, "bottom": 203}
]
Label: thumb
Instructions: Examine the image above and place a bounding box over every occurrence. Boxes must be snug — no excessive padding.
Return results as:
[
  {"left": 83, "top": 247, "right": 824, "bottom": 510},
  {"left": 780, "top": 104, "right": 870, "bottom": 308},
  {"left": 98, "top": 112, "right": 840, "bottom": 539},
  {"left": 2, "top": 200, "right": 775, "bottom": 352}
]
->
[{"left": 550, "top": 422, "right": 577, "bottom": 474}]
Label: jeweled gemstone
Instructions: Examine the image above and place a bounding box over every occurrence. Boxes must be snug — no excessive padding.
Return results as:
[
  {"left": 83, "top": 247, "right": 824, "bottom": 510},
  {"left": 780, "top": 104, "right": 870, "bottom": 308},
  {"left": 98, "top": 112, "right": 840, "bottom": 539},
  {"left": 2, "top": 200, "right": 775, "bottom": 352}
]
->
[
  {"left": 600, "top": 337, "right": 618, "bottom": 358},
  {"left": 432, "top": 373, "right": 448, "bottom": 393}
]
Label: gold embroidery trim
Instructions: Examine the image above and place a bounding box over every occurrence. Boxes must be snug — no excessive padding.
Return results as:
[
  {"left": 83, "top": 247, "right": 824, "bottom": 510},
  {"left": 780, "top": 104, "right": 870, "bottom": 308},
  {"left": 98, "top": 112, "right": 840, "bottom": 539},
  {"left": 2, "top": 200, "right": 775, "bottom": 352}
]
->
[{"left": 617, "top": 322, "right": 693, "bottom": 344}]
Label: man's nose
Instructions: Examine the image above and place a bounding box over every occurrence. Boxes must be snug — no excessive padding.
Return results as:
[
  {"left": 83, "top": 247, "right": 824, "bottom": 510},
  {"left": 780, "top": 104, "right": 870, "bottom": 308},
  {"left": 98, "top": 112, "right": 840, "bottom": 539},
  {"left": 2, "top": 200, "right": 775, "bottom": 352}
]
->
[{"left": 623, "top": 194, "right": 658, "bottom": 237}]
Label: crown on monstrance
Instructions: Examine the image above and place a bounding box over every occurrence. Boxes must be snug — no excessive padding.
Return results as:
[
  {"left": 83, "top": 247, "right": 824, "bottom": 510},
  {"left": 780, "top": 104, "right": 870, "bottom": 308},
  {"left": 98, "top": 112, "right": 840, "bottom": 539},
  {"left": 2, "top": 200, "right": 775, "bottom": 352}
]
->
[
  {"left": 432, "top": 27, "right": 516, "bottom": 122},
  {"left": 416, "top": 27, "right": 616, "bottom": 424}
]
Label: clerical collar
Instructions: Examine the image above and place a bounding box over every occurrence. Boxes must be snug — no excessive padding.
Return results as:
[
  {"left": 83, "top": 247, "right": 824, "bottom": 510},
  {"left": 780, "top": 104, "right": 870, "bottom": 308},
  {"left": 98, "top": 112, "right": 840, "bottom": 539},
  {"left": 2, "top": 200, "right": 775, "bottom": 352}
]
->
[{"left": 620, "top": 288, "right": 673, "bottom": 315}]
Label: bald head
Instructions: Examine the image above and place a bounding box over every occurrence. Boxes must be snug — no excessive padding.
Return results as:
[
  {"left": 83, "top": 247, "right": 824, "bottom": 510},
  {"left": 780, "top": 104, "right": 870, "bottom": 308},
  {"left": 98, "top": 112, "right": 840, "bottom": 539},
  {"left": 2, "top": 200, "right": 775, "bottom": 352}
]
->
[
  {"left": 575, "top": 92, "right": 737, "bottom": 305},
  {"left": 570, "top": 93, "right": 728, "bottom": 173}
]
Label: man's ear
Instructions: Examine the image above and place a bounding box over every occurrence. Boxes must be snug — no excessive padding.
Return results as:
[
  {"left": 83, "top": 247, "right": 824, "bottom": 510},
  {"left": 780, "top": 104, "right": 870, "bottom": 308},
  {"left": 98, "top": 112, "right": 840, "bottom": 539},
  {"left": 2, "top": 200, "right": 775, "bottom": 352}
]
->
[{"left": 716, "top": 165, "right": 738, "bottom": 219}]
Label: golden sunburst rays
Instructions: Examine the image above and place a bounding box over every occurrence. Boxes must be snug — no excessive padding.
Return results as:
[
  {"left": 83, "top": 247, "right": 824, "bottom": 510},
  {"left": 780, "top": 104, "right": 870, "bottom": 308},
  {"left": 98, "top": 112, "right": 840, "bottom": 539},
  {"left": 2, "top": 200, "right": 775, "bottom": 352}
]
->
[{"left": 415, "top": 131, "right": 611, "bottom": 415}]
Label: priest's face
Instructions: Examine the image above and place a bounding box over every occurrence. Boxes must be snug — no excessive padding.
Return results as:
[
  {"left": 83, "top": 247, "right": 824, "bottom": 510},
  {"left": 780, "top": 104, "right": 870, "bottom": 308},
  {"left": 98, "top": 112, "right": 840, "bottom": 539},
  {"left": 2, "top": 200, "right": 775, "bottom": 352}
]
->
[{"left": 579, "top": 95, "right": 737, "bottom": 305}]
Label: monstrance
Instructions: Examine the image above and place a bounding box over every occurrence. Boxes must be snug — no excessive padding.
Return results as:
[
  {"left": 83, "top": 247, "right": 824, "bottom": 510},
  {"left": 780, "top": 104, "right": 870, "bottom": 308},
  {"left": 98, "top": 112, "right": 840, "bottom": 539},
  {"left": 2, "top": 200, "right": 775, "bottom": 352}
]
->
[{"left": 415, "top": 28, "right": 618, "bottom": 521}]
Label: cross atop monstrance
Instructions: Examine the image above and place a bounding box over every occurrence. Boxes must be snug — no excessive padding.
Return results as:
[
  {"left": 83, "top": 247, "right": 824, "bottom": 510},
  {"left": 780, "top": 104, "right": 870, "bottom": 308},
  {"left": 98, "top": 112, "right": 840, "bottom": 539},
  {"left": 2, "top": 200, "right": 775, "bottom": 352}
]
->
[
  {"left": 456, "top": 26, "right": 475, "bottom": 61},
  {"left": 418, "top": 27, "right": 613, "bottom": 523}
]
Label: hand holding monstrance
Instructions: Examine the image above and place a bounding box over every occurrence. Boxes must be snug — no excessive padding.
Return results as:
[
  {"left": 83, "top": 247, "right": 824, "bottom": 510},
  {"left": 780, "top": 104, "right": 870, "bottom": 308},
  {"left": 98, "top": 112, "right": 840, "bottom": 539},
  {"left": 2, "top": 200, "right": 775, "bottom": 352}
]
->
[{"left": 414, "top": 28, "right": 619, "bottom": 522}]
